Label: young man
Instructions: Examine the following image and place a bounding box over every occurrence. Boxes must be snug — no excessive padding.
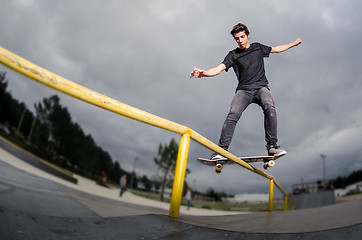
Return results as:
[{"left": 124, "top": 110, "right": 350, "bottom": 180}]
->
[{"left": 190, "top": 23, "right": 302, "bottom": 159}]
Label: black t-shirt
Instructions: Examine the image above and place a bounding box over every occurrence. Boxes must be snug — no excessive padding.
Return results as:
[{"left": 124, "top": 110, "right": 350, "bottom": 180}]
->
[{"left": 222, "top": 42, "right": 272, "bottom": 91}]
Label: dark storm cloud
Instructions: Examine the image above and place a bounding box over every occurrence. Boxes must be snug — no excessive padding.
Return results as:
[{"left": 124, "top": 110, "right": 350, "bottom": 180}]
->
[{"left": 1, "top": 0, "right": 362, "bottom": 194}]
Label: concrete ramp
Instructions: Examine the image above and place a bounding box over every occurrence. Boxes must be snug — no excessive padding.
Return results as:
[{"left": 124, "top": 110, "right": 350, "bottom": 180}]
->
[
  {"left": 175, "top": 199, "right": 362, "bottom": 233},
  {"left": 1, "top": 146, "right": 362, "bottom": 239}
]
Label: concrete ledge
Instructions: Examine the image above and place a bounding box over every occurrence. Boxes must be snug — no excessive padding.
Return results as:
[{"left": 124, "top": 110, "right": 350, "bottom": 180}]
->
[
  {"left": 0, "top": 137, "right": 77, "bottom": 184},
  {"left": 291, "top": 191, "right": 335, "bottom": 209}
]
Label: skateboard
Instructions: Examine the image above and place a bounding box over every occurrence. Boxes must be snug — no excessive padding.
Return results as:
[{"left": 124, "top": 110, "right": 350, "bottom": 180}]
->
[{"left": 197, "top": 153, "right": 286, "bottom": 173}]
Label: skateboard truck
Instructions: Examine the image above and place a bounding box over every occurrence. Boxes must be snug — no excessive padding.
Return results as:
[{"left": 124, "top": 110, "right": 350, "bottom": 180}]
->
[
  {"left": 263, "top": 160, "right": 275, "bottom": 170},
  {"left": 217, "top": 159, "right": 274, "bottom": 172}
]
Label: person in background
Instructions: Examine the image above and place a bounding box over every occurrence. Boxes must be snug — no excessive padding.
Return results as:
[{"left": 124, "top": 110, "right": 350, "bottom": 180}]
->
[
  {"left": 120, "top": 174, "right": 127, "bottom": 196},
  {"left": 185, "top": 187, "right": 192, "bottom": 210}
]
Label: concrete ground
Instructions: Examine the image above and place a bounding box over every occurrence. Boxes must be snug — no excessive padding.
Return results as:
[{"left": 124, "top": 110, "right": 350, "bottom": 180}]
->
[{"left": 1, "top": 143, "right": 362, "bottom": 239}]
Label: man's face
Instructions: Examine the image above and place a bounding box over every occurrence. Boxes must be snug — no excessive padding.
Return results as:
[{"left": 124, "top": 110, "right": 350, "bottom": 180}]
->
[{"left": 234, "top": 31, "right": 250, "bottom": 49}]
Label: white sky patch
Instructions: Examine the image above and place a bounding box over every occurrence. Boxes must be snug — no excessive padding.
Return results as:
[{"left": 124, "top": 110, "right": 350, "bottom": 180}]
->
[{"left": 321, "top": 8, "right": 335, "bottom": 30}]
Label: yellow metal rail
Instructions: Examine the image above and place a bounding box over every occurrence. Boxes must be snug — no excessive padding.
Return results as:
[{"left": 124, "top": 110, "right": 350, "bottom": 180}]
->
[{"left": 0, "top": 46, "right": 290, "bottom": 216}]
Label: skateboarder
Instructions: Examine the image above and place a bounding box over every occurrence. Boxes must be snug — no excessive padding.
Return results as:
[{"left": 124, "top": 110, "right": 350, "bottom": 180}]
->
[{"left": 190, "top": 23, "right": 302, "bottom": 160}]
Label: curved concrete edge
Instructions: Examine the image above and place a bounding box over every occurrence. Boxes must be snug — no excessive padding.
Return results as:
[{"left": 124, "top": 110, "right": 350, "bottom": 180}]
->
[{"left": 0, "top": 137, "right": 77, "bottom": 184}]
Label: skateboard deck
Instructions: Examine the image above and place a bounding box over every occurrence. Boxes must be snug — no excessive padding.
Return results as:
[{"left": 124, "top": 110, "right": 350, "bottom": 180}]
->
[{"left": 197, "top": 153, "right": 285, "bottom": 173}]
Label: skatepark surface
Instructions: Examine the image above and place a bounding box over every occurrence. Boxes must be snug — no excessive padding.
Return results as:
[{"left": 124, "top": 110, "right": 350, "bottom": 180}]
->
[{"left": 1, "top": 141, "right": 362, "bottom": 239}]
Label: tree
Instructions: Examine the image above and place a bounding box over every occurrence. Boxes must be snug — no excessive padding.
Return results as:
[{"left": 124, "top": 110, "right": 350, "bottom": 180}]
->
[
  {"left": 141, "top": 175, "right": 152, "bottom": 192},
  {"left": 154, "top": 138, "right": 190, "bottom": 201},
  {"left": 0, "top": 74, "right": 128, "bottom": 183},
  {"left": 334, "top": 168, "right": 362, "bottom": 189},
  {"left": 0, "top": 72, "right": 9, "bottom": 123},
  {"left": 0, "top": 71, "right": 36, "bottom": 139},
  {"left": 35, "top": 95, "right": 73, "bottom": 156}
]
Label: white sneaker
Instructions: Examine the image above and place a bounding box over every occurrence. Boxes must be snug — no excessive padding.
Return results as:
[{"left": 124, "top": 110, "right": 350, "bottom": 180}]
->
[
  {"left": 210, "top": 153, "right": 223, "bottom": 160},
  {"left": 268, "top": 146, "right": 287, "bottom": 156}
]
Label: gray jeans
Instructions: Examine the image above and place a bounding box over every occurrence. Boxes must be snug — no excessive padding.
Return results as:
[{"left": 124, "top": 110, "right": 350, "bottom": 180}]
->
[{"left": 218, "top": 87, "right": 278, "bottom": 151}]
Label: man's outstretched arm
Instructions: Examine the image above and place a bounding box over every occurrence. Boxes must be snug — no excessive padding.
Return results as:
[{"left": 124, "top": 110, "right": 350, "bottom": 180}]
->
[
  {"left": 271, "top": 38, "right": 302, "bottom": 53},
  {"left": 190, "top": 63, "right": 226, "bottom": 78}
]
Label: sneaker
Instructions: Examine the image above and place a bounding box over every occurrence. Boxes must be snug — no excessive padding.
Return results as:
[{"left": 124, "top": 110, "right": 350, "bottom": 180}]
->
[
  {"left": 210, "top": 153, "right": 223, "bottom": 160},
  {"left": 268, "top": 146, "right": 287, "bottom": 156}
]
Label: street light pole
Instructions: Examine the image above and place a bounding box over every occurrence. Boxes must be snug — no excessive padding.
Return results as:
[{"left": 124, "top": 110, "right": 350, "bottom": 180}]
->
[
  {"left": 16, "top": 108, "right": 26, "bottom": 137},
  {"left": 320, "top": 154, "right": 326, "bottom": 181},
  {"left": 27, "top": 117, "right": 37, "bottom": 142},
  {"left": 130, "top": 157, "right": 138, "bottom": 189}
]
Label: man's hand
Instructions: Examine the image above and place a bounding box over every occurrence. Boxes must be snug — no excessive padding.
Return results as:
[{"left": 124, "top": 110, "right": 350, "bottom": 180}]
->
[
  {"left": 271, "top": 38, "right": 303, "bottom": 53},
  {"left": 294, "top": 38, "right": 302, "bottom": 47},
  {"left": 190, "top": 64, "right": 226, "bottom": 78},
  {"left": 190, "top": 68, "right": 205, "bottom": 79}
]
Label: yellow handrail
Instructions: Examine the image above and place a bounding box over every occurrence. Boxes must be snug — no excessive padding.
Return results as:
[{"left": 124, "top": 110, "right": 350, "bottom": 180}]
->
[{"left": 0, "top": 46, "right": 291, "bottom": 217}]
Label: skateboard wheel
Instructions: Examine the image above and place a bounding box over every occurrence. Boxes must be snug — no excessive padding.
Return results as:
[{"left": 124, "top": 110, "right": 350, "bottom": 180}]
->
[
  {"left": 268, "top": 160, "right": 275, "bottom": 167},
  {"left": 263, "top": 164, "right": 269, "bottom": 170},
  {"left": 215, "top": 163, "right": 223, "bottom": 173}
]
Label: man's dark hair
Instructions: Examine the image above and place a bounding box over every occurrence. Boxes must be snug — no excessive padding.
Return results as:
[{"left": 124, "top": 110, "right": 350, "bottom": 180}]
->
[{"left": 230, "top": 23, "right": 250, "bottom": 37}]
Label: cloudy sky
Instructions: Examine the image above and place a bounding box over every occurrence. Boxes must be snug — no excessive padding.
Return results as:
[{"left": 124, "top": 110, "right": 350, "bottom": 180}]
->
[{"left": 1, "top": 0, "right": 362, "bottom": 195}]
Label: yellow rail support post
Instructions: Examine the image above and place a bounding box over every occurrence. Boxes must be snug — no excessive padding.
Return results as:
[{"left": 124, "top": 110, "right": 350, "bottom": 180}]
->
[
  {"left": 284, "top": 195, "right": 289, "bottom": 211},
  {"left": 268, "top": 179, "right": 274, "bottom": 212},
  {"left": 169, "top": 132, "right": 191, "bottom": 217}
]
